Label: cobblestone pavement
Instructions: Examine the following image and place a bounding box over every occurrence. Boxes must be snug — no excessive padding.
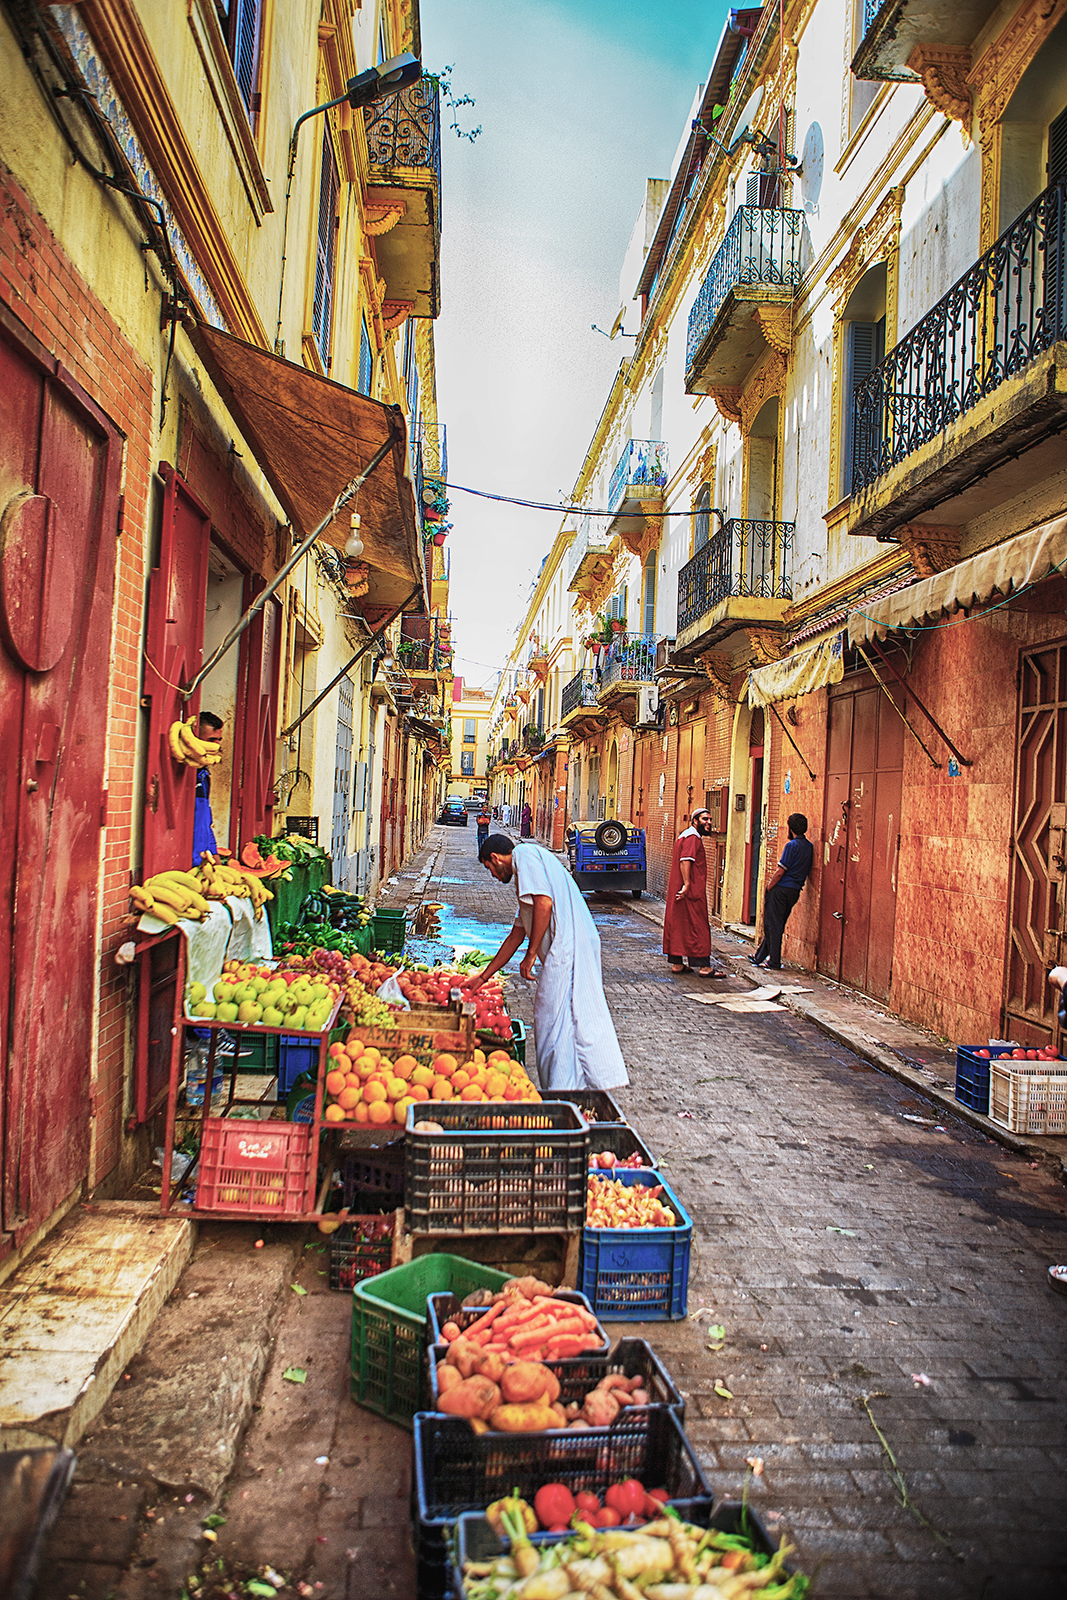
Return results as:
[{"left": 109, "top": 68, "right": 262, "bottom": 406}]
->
[{"left": 394, "top": 826, "right": 1067, "bottom": 1600}]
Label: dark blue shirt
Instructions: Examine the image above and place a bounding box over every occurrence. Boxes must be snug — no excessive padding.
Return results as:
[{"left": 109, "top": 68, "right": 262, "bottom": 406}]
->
[{"left": 778, "top": 836, "right": 813, "bottom": 891}]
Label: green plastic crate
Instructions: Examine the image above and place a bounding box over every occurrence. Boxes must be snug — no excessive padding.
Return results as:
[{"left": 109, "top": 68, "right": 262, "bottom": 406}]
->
[
  {"left": 265, "top": 860, "right": 331, "bottom": 939},
  {"left": 372, "top": 907, "right": 406, "bottom": 955},
  {"left": 350, "top": 1254, "right": 510, "bottom": 1428}
]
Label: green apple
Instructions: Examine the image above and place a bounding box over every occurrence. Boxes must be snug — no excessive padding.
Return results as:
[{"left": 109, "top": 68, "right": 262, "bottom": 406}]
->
[
  {"left": 251, "top": 976, "right": 269, "bottom": 996},
  {"left": 261, "top": 1005, "right": 285, "bottom": 1027},
  {"left": 187, "top": 981, "right": 208, "bottom": 1007},
  {"left": 289, "top": 1006, "right": 308, "bottom": 1029},
  {"left": 216, "top": 1002, "right": 239, "bottom": 1023},
  {"left": 309, "top": 982, "right": 330, "bottom": 1002},
  {"left": 193, "top": 1001, "right": 217, "bottom": 1019},
  {"left": 213, "top": 980, "right": 234, "bottom": 1002},
  {"left": 237, "top": 999, "right": 263, "bottom": 1024}
]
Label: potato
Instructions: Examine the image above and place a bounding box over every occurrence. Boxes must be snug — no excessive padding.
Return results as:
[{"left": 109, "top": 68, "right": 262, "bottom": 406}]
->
[
  {"left": 580, "top": 1388, "right": 621, "bottom": 1427},
  {"left": 504, "top": 1275, "right": 555, "bottom": 1300},
  {"left": 437, "top": 1363, "right": 461, "bottom": 1395},
  {"left": 445, "top": 1336, "right": 482, "bottom": 1379},
  {"left": 488, "top": 1401, "right": 557, "bottom": 1432},
  {"left": 501, "top": 1360, "right": 552, "bottom": 1404},
  {"left": 438, "top": 1375, "right": 501, "bottom": 1419},
  {"left": 474, "top": 1349, "right": 508, "bottom": 1384}
]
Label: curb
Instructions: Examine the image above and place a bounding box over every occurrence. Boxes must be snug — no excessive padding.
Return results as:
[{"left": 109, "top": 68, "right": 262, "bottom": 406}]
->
[{"left": 625, "top": 895, "right": 1065, "bottom": 1176}]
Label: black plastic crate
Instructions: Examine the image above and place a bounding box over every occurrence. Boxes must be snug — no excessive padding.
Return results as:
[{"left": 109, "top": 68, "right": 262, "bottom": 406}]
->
[
  {"left": 449, "top": 1498, "right": 786, "bottom": 1598},
  {"left": 426, "top": 1335, "right": 684, "bottom": 1418},
  {"left": 426, "top": 1286, "right": 608, "bottom": 1353},
  {"left": 587, "top": 1122, "right": 658, "bottom": 1169},
  {"left": 405, "top": 1102, "right": 589, "bottom": 1234},
  {"left": 327, "top": 1215, "right": 395, "bottom": 1290},
  {"left": 541, "top": 1088, "right": 625, "bottom": 1124},
  {"left": 414, "top": 1407, "right": 712, "bottom": 1597},
  {"left": 341, "top": 1143, "right": 405, "bottom": 1204}
]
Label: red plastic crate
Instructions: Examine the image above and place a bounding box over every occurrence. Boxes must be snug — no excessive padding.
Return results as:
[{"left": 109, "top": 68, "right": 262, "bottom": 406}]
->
[{"left": 196, "top": 1120, "right": 315, "bottom": 1215}]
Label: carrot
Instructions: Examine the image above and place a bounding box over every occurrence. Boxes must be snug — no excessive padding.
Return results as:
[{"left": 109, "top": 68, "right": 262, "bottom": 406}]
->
[
  {"left": 543, "top": 1334, "right": 589, "bottom": 1358},
  {"left": 464, "top": 1302, "right": 505, "bottom": 1340},
  {"left": 524, "top": 1316, "right": 585, "bottom": 1341},
  {"left": 495, "top": 1303, "right": 541, "bottom": 1330},
  {"left": 510, "top": 1324, "right": 560, "bottom": 1351}
]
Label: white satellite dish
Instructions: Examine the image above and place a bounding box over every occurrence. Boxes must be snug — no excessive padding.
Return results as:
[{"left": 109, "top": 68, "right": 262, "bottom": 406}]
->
[{"left": 731, "top": 86, "right": 764, "bottom": 142}]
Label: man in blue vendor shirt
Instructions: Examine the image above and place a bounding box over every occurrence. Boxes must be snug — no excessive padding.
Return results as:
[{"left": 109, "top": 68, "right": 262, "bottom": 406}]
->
[
  {"left": 751, "top": 812, "right": 813, "bottom": 971},
  {"left": 192, "top": 711, "right": 224, "bottom": 866}
]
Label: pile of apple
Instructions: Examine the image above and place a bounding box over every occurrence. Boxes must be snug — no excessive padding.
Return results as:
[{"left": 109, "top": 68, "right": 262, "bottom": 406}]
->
[
  {"left": 977, "top": 1045, "right": 1061, "bottom": 1062},
  {"left": 186, "top": 959, "right": 340, "bottom": 1031},
  {"left": 322, "top": 1040, "right": 540, "bottom": 1125}
]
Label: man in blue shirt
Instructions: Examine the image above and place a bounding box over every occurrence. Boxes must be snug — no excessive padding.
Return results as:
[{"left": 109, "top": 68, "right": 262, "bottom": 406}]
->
[{"left": 752, "top": 812, "right": 814, "bottom": 970}]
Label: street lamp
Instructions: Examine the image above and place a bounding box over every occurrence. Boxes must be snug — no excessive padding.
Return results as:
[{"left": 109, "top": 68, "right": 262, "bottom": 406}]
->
[{"left": 274, "top": 53, "right": 423, "bottom": 353}]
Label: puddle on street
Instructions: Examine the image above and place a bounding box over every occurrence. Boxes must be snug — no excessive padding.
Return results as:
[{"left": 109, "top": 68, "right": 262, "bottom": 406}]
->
[{"left": 401, "top": 900, "right": 519, "bottom": 968}]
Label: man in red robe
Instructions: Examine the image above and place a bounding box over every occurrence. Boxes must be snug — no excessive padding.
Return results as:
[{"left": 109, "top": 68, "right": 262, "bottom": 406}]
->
[{"left": 663, "top": 809, "right": 726, "bottom": 977}]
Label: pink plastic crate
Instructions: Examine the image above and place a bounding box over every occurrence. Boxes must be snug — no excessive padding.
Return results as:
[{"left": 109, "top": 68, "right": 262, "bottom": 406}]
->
[{"left": 196, "top": 1120, "right": 315, "bottom": 1215}]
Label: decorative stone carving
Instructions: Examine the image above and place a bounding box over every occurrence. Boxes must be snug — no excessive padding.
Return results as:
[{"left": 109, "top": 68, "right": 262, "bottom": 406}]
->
[
  {"left": 381, "top": 300, "right": 413, "bottom": 330},
  {"left": 365, "top": 202, "right": 405, "bottom": 236},
  {"left": 828, "top": 187, "right": 905, "bottom": 312},
  {"left": 894, "top": 523, "right": 961, "bottom": 577},
  {"left": 695, "top": 651, "right": 737, "bottom": 703},
  {"left": 708, "top": 387, "right": 743, "bottom": 426},
  {"left": 907, "top": 45, "right": 972, "bottom": 133},
  {"left": 754, "top": 304, "right": 792, "bottom": 355},
  {"left": 747, "top": 629, "right": 786, "bottom": 666},
  {"left": 739, "top": 350, "right": 787, "bottom": 435},
  {"left": 618, "top": 513, "right": 662, "bottom": 563}
]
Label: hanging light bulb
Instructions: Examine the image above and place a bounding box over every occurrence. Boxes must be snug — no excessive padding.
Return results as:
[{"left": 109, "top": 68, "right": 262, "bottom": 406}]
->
[{"left": 344, "top": 511, "right": 364, "bottom": 560}]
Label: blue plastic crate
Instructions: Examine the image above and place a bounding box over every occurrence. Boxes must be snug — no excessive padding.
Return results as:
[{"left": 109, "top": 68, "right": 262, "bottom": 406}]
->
[
  {"left": 954, "top": 1045, "right": 1016, "bottom": 1115},
  {"left": 579, "top": 1168, "right": 692, "bottom": 1320},
  {"left": 275, "top": 1035, "right": 320, "bottom": 1097}
]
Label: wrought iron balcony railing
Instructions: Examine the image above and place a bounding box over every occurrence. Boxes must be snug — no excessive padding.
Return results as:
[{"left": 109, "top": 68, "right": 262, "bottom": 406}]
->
[
  {"left": 364, "top": 77, "right": 442, "bottom": 192},
  {"left": 521, "top": 725, "right": 545, "bottom": 754},
  {"left": 677, "top": 520, "right": 794, "bottom": 634},
  {"left": 862, "top": 0, "right": 883, "bottom": 32},
  {"left": 600, "top": 633, "right": 657, "bottom": 691},
  {"left": 422, "top": 421, "right": 447, "bottom": 484},
  {"left": 686, "top": 206, "right": 804, "bottom": 376},
  {"left": 608, "top": 440, "right": 669, "bottom": 514},
  {"left": 561, "top": 670, "right": 599, "bottom": 717},
  {"left": 566, "top": 514, "right": 613, "bottom": 584},
  {"left": 851, "top": 182, "right": 1067, "bottom": 495}
]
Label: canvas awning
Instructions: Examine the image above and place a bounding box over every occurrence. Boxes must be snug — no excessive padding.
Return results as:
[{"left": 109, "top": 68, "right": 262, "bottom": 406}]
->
[
  {"left": 748, "top": 631, "right": 845, "bottom": 707},
  {"left": 190, "top": 324, "right": 425, "bottom": 620},
  {"left": 847, "top": 514, "right": 1067, "bottom": 644}
]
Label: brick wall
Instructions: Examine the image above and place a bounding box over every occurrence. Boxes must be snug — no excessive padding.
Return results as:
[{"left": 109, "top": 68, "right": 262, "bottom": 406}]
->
[{"left": 1, "top": 165, "right": 155, "bottom": 1193}]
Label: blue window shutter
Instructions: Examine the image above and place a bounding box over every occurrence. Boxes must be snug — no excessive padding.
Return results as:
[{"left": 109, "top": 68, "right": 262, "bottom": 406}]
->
[
  {"left": 359, "top": 318, "right": 373, "bottom": 395},
  {"left": 846, "top": 317, "right": 886, "bottom": 495},
  {"left": 313, "top": 132, "right": 340, "bottom": 367},
  {"left": 228, "top": 0, "right": 262, "bottom": 123}
]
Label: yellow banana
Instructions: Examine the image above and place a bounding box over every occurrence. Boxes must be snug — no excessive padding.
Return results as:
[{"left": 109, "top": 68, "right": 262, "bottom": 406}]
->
[
  {"left": 146, "top": 871, "right": 202, "bottom": 892},
  {"left": 130, "top": 886, "right": 155, "bottom": 911},
  {"left": 147, "top": 902, "right": 180, "bottom": 925},
  {"left": 177, "top": 718, "right": 211, "bottom": 759},
  {"left": 149, "top": 884, "right": 195, "bottom": 914},
  {"left": 168, "top": 721, "right": 190, "bottom": 764}
]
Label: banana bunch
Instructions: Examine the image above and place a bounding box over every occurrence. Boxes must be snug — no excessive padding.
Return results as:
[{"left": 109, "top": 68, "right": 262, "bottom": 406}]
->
[
  {"left": 198, "top": 857, "right": 274, "bottom": 921},
  {"left": 168, "top": 716, "right": 222, "bottom": 768},
  {"left": 129, "top": 870, "right": 212, "bottom": 924}
]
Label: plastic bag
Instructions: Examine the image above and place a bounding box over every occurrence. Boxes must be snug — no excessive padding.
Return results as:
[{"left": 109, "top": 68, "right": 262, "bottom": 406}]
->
[{"left": 375, "top": 974, "right": 410, "bottom": 1010}]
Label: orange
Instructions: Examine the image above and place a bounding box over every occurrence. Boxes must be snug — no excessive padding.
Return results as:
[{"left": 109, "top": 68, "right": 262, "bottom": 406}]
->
[
  {"left": 345, "top": 1072, "right": 361, "bottom": 1087},
  {"left": 393, "top": 1055, "right": 417, "bottom": 1080},
  {"left": 346, "top": 1039, "right": 365, "bottom": 1059},
  {"left": 408, "top": 1083, "right": 429, "bottom": 1101},
  {"left": 488, "top": 1050, "right": 510, "bottom": 1066},
  {"left": 367, "top": 1100, "right": 392, "bottom": 1125},
  {"left": 378, "top": 1057, "right": 394, "bottom": 1074},
  {"left": 431, "top": 1077, "right": 454, "bottom": 1099},
  {"left": 411, "top": 1064, "right": 434, "bottom": 1088},
  {"left": 472, "top": 1049, "right": 486, "bottom": 1065},
  {"left": 328, "top": 1041, "right": 347, "bottom": 1062},
  {"left": 324, "top": 1103, "right": 345, "bottom": 1123},
  {"left": 353, "top": 1101, "right": 369, "bottom": 1123},
  {"left": 361, "top": 1046, "right": 381, "bottom": 1066},
  {"left": 527, "top": 1090, "right": 542, "bottom": 1102},
  {"left": 394, "top": 1095, "right": 415, "bottom": 1125},
  {"left": 357, "top": 1058, "right": 379, "bottom": 1080},
  {"left": 386, "top": 1077, "right": 408, "bottom": 1102},
  {"left": 364, "top": 1081, "right": 387, "bottom": 1104},
  {"left": 503, "top": 1085, "right": 520, "bottom": 1100},
  {"left": 451, "top": 1070, "right": 471, "bottom": 1091},
  {"left": 338, "top": 1085, "right": 361, "bottom": 1110},
  {"left": 460, "top": 1084, "right": 483, "bottom": 1101},
  {"left": 485, "top": 1073, "right": 507, "bottom": 1098},
  {"left": 325, "top": 1069, "right": 346, "bottom": 1097},
  {"left": 432, "top": 1053, "right": 458, "bottom": 1077}
]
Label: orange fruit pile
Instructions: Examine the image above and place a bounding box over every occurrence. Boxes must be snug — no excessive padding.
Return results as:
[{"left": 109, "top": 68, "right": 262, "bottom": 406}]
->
[{"left": 320, "top": 1037, "right": 541, "bottom": 1124}]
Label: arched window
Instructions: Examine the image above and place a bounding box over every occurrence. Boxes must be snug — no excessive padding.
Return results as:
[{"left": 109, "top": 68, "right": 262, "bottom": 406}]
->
[
  {"left": 694, "top": 483, "right": 711, "bottom": 552},
  {"left": 841, "top": 262, "right": 887, "bottom": 497}
]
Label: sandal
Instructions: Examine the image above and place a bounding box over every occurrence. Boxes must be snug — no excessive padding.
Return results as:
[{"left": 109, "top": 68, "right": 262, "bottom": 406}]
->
[
  {"left": 669, "top": 964, "right": 685, "bottom": 974},
  {"left": 697, "top": 968, "right": 728, "bottom": 978}
]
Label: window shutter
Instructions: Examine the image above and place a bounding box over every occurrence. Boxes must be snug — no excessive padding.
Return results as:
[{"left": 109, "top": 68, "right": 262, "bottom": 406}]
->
[
  {"left": 142, "top": 470, "right": 210, "bottom": 878},
  {"left": 846, "top": 317, "right": 886, "bottom": 494},
  {"left": 694, "top": 485, "right": 711, "bottom": 551},
  {"left": 1048, "top": 105, "right": 1067, "bottom": 183},
  {"left": 313, "top": 132, "right": 340, "bottom": 367},
  {"left": 232, "top": 590, "right": 281, "bottom": 843},
  {"left": 359, "top": 318, "right": 373, "bottom": 396},
  {"left": 229, "top": 0, "right": 262, "bottom": 123}
]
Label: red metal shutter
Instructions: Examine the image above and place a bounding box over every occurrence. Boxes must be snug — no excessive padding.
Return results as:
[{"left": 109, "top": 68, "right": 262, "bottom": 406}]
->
[
  {"left": 232, "top": 587, "right": 281, "bottom": 844},
  {"left": 142, "top": 466, "right": 210, "bottom": 879},
  {"left": 0, "top": 304, "right": 121, "bottom": 1247}
]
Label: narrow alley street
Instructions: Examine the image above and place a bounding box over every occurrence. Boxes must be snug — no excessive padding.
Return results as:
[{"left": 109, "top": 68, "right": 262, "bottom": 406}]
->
[{"left": 39, "top": 825, "right": 1066, "bottom": 1600}]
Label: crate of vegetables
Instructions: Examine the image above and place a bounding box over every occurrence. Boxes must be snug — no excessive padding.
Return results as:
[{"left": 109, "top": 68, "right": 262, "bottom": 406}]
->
[
  {"left": 351, "top": 1254, "right": 511, "bottom": 1428},
  {"left": 413, "top": 1405, "right": 713, "bottom": 1599},
  {"left": 579, "top": 1169, "right": 693, "bottom": 1321},
  {"left": 449, "top": 1497, "right": 801, "bottom": 1600},
  {"left": 588, "top": 1123, "right": 657, "bottom": 1170},
  {"left": 427, "top": 1334, "right": 684, "bottom": 1420},
  {"left": 405, "top": 1101, "right": 589, "bottom": 1234},
  {"left": 427, "top": 1283, "right": 608, "bottom": 1355},
  {"left": 541, "top": 1088, "right": 626, "bottom": 1125},
  {"left": 990, "top": 1057, "right": 1067, "bottom": 1134},
  {"left": 327, "top": 1213, "right": 396, "bottom": 1290}
]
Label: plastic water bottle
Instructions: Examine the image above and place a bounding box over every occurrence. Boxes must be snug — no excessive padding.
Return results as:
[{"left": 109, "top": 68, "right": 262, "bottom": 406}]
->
[{"left": 184, "top": 1041, "right": 223, "bottom": 1108}]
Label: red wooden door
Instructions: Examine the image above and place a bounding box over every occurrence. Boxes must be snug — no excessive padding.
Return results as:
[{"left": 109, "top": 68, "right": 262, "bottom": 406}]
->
[
  {"left": 0, "top": 305, "right": 120, "bottom": 1251},
  {"left": 631, "top": 737, "right": 651, "bottom": 828},
  {"left": 142, "top": 467, "right": 210, "bottom": 877},
  {"left": 818, "top": 680, "right": 903, "bottom": 1000},
  {"left": 231, "top": 586, "right": 281, "bottom": 846}
]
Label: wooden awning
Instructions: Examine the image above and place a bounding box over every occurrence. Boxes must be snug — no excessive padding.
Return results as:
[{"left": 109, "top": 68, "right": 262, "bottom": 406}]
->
[{"left": 190, "top": 325, "right": 425, "bottom": 613}]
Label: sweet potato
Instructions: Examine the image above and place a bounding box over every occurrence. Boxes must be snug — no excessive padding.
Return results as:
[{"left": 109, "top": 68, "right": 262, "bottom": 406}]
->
[
  {"left": 488, "top": 1401, "right": 557, "bottom": 1432},
  {"left": 501, "top": 1360, "right": 549, "bottom": 1403},
  {"left": 597, "top": 1374, "right": 632, "bottom": 1396},
  {"left": 436, "top": 1363, "right": 460, "bottom": 1395},
  {"left": 505, "top": 1275, "right": 555, "bottom": 1300},
  {"left": 629, "top": 1388, "right": 650, "bottom": 1406},
  {"left": 438, "top": 1375, "right": 500, "bottom": 1419},
  {"left": 549, "top": 1402, "right": 567, "bottom": 1428},
  {"left": 540, "top": 1368, "right": 561, "bottom": 1404},
  {"left": 581, "top": 1388, "right": 621, "bottom": 1427}
]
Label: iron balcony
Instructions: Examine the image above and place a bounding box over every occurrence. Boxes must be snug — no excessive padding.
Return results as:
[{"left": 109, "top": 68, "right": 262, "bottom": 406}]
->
[
  {"left": 561, "top": 669, "right": 601, "bottom": 721},
  {"left": 364, "top": 77, "right": 441, "bottom": 317},
  {"left": 685, "top": 206, "right": 804, "bottom": 393},
  {"left": 598, "top": 633, "right": 657, "bottom": 698},
  {"left": 607, "top": 439, "right": 669, "bottom": 516},
  {"left": 853, "top": 0, "right": 1001, "bottom": 84},
  {"left": 676, "top": 519, "right": 794, "bottom": 652}
]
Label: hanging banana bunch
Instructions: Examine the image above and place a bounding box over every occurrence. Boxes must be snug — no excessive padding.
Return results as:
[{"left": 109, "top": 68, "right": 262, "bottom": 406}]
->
[
  {"left": 168, "top": 716, "right": 223, "bottom": 768},
  {"left": 128, "top": 870, "right": 212, "bottom": 923}
]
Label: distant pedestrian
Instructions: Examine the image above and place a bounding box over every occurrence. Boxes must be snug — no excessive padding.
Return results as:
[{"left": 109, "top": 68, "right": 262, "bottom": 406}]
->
[
  {"left": 521, "top": 802, "right": 533, "bottom": 838},
  {"left": 192, "top": 711, "right": 225, "bottom": 865},
  {"left": 663, "top": 809, "right": 726, "bottom": 977},
  {"left": 752, "top": 812, "right": 813, "bottom": 970},
  {"left": 476, "top": 804, "right": 491, "bottom": 848}
]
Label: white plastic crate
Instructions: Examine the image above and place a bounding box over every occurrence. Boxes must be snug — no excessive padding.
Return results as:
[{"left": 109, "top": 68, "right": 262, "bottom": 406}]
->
[{"left": 989, "top": 1062, "right": 1067, "bottom": 1135}]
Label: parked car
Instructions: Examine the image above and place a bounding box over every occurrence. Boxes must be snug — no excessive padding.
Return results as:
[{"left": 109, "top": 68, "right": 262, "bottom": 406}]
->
[
  {"left": 439, "top": 798, "right": 468, "bottom": 826},
  {"left": 566, "top": 819, "right": 646, "bottom": 897}
]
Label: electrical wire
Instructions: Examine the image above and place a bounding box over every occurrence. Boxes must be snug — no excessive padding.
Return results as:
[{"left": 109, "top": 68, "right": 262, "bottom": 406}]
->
[{"left": 444, "top": 482, "right": 716, "bottom": 517}]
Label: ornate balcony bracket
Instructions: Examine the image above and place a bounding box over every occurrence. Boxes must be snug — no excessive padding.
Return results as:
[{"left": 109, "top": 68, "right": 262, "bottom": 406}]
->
[
  {"left": 709, "top": 387, "right": 743, "bottom": 426},
  {"left": 617, "top": 511, "right": 662, "bottom": 563},
  {"left": 894, "top": 523, "right": 961, "bottom": 576},
  {"left": 694, "top": 650, "right": 739, "bottom": 704},
  {"left": 754, "top": 304, "right": 793, "bottom": 355},
  {"left": 907, "top": 44, "right": 972, "bottom": 134}
]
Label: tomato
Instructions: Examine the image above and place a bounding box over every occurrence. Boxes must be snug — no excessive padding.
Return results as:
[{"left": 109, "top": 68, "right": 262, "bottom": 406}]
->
[
  {"left": 1026, "top": 1049, "right": 1039, "bottom": 1059},
  {"left": 592, "top": 1507, "right": 622, "bottom": 1528},
  {"left": 644, "top": 1487, "right": 670, "bottom": 1516},
  {"left": 1012, "top": 1049, "right": 1027, "bottom": 1059},
  {"left": 605, "top": 1479, "right": 648, "bottom": 1518},
  {"left": 977, "top": 1049, "right": 991, "bottom": 1058},
  {"left": 533, "top": 1484, "right": 576, "bottom": 1530},
  {"left": 574, "top": 1491, "right": 601, "bottom": 1516}
]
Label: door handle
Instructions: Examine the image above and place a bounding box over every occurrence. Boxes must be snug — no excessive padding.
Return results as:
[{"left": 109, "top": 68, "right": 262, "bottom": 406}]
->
[{"left": 833, "top": 911, "right": 844, "bottom": 921}]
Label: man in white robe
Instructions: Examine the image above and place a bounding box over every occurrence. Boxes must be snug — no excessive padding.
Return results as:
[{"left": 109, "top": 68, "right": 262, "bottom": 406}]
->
[{"left": 468, "top": 835, "right": 628, "bottom": 1091}]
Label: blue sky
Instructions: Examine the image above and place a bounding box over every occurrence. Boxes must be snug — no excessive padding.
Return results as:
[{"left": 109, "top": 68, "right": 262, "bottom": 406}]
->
[{"left": 419, "top": 0, "right": 732, "bottom": 686}]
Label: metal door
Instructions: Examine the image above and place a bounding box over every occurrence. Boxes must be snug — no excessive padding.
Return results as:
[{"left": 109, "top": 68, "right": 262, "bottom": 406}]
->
[
  {"left": 1004, "top": 639, "right": 1067, "bottom": 1044},
  {"left": 0, "top": 305, "right": 120, "bottom": 1252},
  {"left": 332, "top": 676, "right": 354, "bottom": 886},
  {"left": 675, "top": 721, "right": 705, "bottom": 826},
  {"left": 818, "top": 679, "right": 903, "bottom": 1000},
  {"left": 231, "top": 586, "right": 281, "bottom": 846}
]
